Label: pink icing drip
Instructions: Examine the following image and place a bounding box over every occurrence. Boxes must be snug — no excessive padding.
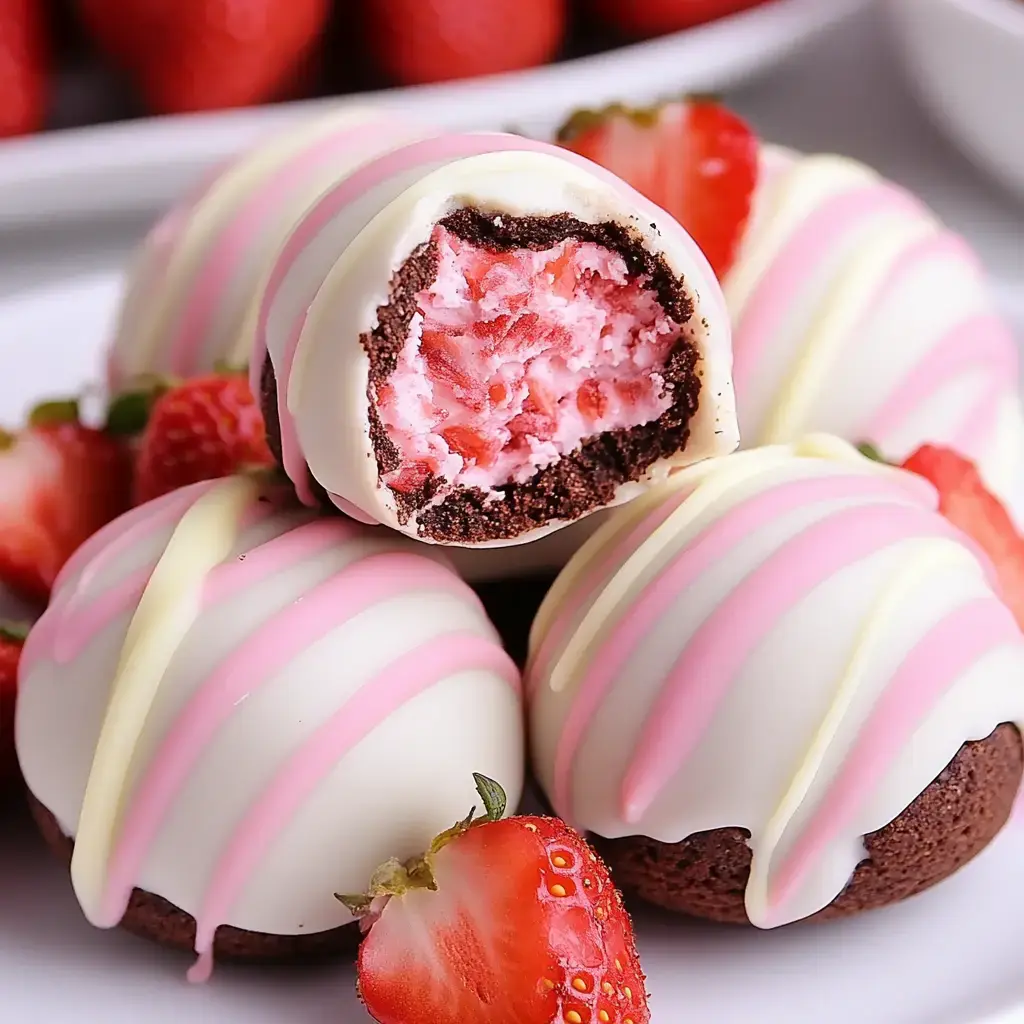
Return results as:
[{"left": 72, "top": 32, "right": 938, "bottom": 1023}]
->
[
  {"left": 186, "top": 631, "right": 519, "bottom": 981},
  {"left": 98, "top": 551, "right": 499, "bottom": 937},
  {"left": 866, "top": 312, "right": 1017, "bottom": 458},
  {"left": 251, "top": 130, "right": 715, "bottom": 521},
  {"left": 731, "top": 184, "right": 923, "bottom": 403},
  {"left": 618, "top": 500, "right": 967, "bottom": 825},
  {"left": 766, "top": 596, "right": 1020, "bottom": 924},
  {"left": 549, "top": 472, "right": 925, "bottom": 820},
  {"left": 525, "top": 486, "right": 692, "bottom": 700},
  {"left": 167, "top": 120, "right": 398, "bottom": 379}
]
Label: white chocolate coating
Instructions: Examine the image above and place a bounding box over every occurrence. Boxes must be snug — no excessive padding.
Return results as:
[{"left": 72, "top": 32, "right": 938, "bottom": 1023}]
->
[
  {"left": 16, "top": 476, "right": 524, "bottom": 968},
  {"left": 528, "top": 436, "right": 1024, "bottom": 928},
  {"left": 262, "top": 128, "right": 735, "bottom": 543},
  {"left": 731, "top": 146, "right": 1024, "bottom": 521}
]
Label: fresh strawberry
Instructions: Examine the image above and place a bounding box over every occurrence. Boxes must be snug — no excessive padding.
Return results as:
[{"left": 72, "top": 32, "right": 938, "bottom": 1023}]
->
[
  {"left": 364, "top": 0, "right": 565, "bottom": 87},
  {"left": 895, "top": 444, "right": 1024, "bottom": 631},
  {"left": 591, "top": 0, "right": 770, "bottom": 37},
  {"left": 75, "top": 0, "right": 329, "bottom": 115},
  {"left": 0, "top": 401, "right": 131, "bottom": 605},
  {"left": 558, "top": 98, "right": 758, "bottom": 280},
  {"left": 342, "top": 774, "right": 649, "bottom": 1024},
  {"left": 0, "top": 0, "right": 48, "bottom": 137},
  {"left": 127, "top": 374, "right": 275, "bottom": 507},
  {"left": 0, "top": 622, "right": 27, "bottom": 793}
]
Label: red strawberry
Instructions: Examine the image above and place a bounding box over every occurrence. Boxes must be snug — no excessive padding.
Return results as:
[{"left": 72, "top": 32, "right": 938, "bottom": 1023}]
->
[
  {"left": 343, "top": 774, "right": 649, "bottom": 1024},
  {"left": 592, "top": 0, "right": 770, "bottom": 37},
  {"left": 558, "top": 98, "right": 758, "bottom": 280},
  {"left": 0, "top": 621, "right": 27, "bottom": 792},
  {"left": 75, "top": 0, "right": 329, "bottom": 115},
  {"left": 0, "top": 401, "right": 131, "bottom": 605},
  {"left": 0, "top": 0, "right": 48, "bottom": 137},
  {"left": 128, "top": 374, "right": 275, "bottom": 507},
  {"left": 365, "top": 0, "right": 565, "bottom": 87},
  {"left": 895, "top": 444, "right": 1024, "bottom": 631}
]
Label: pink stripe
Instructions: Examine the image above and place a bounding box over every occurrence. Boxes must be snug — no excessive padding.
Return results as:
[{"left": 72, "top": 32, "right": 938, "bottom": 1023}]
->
[
  {"left": 187, "top": 629, "right": 518, "bottom": 982},
  {"left": 767, "top": 596, "right": 1020, "bottom": 923},
  {"left": 549, "top": 472, "right": 926, "bottom": 819},
  {"left": 731, "top": 185, "right": 922, "bottom": 402},
  {"left": 618, "top": 500, "right": 968, "bottom": 824},
  {"left": 52, "top": 570, "right": 149, "bottom": 666},
  {"left": 20, "top": 484, "right": 215, "bottom": 680},
  {"left": 98, "top": 552, "right": 498, "bottom": 931},
  {"left": 200, "top": 517, "right": 360, "bottom": 606},
  {"left": 866, "top": 313, "right": 1018, "bottom": 457},
  {"left": 251, "top": 130, "right": 714, "bottom": 513},
  {"left": 55, "top": 483, "right": 211, "bottom": 595},
  {"left": 525, "top": 486, "right": 692, "bottom": 699},
  {"left": 167, "top": 119, "right": 398, "bottom": 378},
  {"left": 44, "top": 492, "right": 284, "bottom": 669}
]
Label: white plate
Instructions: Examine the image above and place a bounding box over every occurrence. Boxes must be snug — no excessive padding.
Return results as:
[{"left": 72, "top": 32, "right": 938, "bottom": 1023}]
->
[{"left": 0, "top": 0, "right": 869, "bottom": 229}]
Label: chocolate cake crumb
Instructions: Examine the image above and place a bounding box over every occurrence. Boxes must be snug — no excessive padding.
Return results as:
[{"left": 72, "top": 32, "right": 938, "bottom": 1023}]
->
[
  {"left": 259, "top": 207, "right": 705, "bottom": 541},
  {"left": 593, "top": 723, "right": 1023, "bottom": 926},
  {"left": 29, "top": 793, "right": 360, "bottom": 965}
]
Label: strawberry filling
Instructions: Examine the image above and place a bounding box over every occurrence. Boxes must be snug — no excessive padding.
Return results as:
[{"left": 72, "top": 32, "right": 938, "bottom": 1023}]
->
[{"left": 377, "top": 226, "right": 684, "bottom": 498}]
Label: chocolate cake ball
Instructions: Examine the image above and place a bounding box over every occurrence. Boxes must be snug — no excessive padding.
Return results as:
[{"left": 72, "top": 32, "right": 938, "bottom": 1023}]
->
[
  {"left": 527, "top": 436, "right": 1024, "bottom": 927},
  {"left": 16, "top": 476, "right": 524, "bottom": 974}
]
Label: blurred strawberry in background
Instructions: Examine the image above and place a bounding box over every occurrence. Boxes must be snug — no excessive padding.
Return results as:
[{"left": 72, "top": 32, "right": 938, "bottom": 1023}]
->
[
  {"left": 364, "top": 0, "right": 566, "bottom": 86},
  {"left": 76, "top": 0, "right": 330, "bottom": 114},
  {"left": 591, "top": 0, "right": 770, "bottom": 36},
  {"left": 0, "top": 0, "right": 48, "bottom": 137},
  {"left": 0, "top": 0, "right": 774, "bottom": 136}
]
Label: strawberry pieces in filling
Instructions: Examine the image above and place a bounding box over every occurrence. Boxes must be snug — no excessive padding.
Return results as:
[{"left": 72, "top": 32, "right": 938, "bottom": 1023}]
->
[{"left": 378, "top": 226, "right": 684, "bottom": 497}]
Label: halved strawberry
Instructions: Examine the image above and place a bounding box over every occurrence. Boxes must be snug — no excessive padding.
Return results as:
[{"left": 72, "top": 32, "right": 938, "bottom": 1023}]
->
[
  {"left": 343, "top": 775, "right": 649, "bottom": 1024},
  {"left": 0, "top": 401, "right": 132, "bottom": 604},
  {"left": 557, "top": 98, "right": 759, "bottom": 280},
  {"left": 860, "top": 442, "right": 1024, "bottom": 631}
]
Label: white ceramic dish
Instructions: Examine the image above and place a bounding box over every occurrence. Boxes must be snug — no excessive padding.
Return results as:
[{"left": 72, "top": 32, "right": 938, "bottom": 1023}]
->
[
  {"left": 0, "top": 0, "right": 869, "bottom": 229},
  {"left": 887, "top": 0, "right": 1024, "bottom": 202}
]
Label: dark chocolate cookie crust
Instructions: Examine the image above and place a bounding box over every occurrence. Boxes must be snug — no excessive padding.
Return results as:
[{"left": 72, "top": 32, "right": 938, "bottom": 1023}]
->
[
  {"left": 28, "top": 793, "right": 360, "bottom": 964},
  {"left": 593, "top": 723, "right": 1023, "bottom": 926},
  {"left": 259, "top": 207, "right": 706, "bottom": 544}
]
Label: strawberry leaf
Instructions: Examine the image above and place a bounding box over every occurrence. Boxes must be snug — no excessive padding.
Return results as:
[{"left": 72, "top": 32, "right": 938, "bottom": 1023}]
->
[
  {"left": 857, "top": 442, "right": 887, "bottom": 464},
  {"left": 105, "top": 391, "right": 156, "bottom": 436},
  {"left": 334, "top": 892, "right": 375, "bottom": 915},
  {"left": 473, "top": 773, "right": 507, "bottom": 822},
  {"left": 0, "top": 621, "right": 30, "bottom": 644},
  {"left": 29, "top": 399, "right": 80, "bottom": 428}
]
